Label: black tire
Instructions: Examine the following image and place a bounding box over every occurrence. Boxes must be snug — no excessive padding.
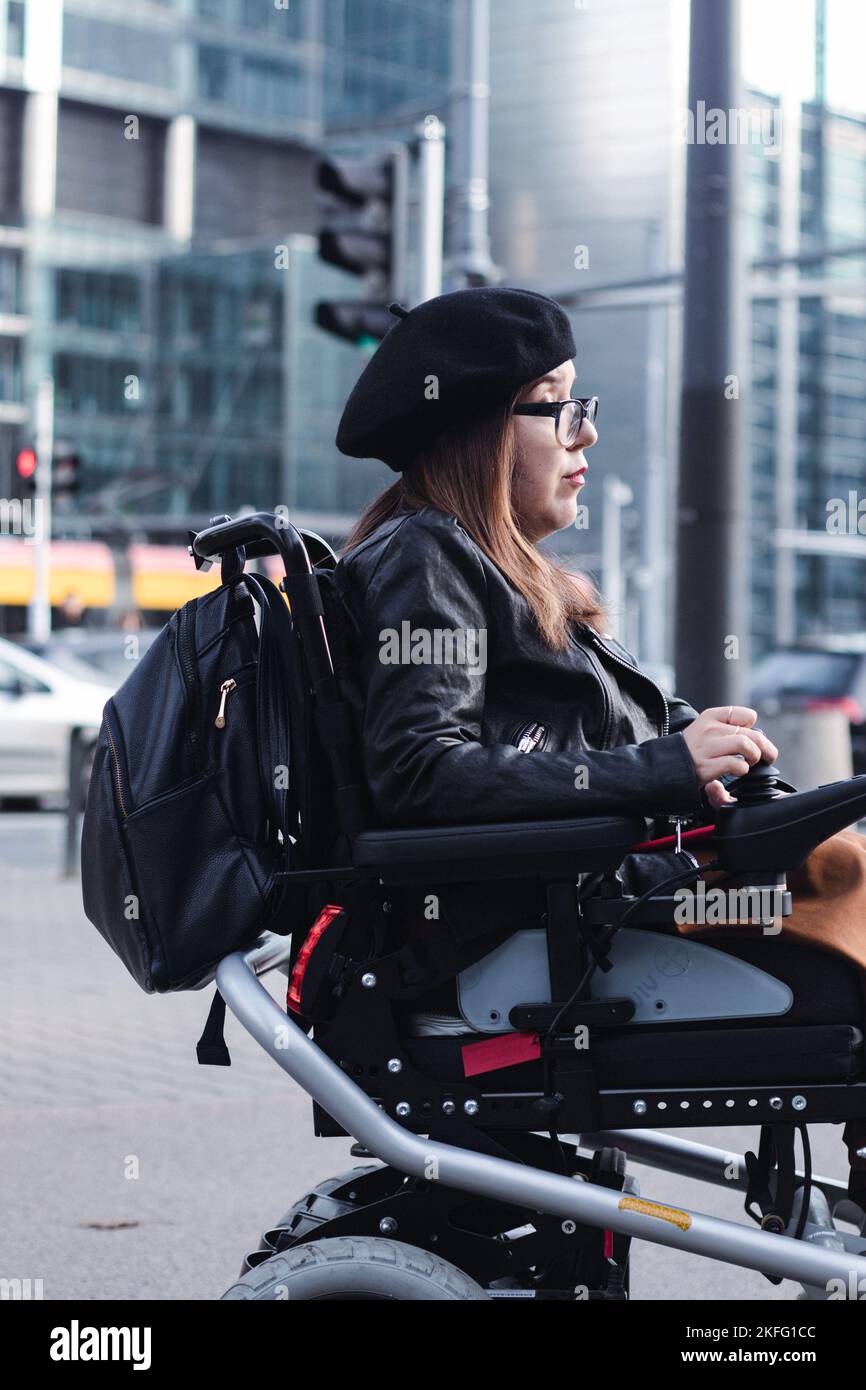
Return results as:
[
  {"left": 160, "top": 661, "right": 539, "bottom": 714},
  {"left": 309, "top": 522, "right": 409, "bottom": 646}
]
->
[{"left": 221, "top": 1237, "right": 491, "bottom": 1301}]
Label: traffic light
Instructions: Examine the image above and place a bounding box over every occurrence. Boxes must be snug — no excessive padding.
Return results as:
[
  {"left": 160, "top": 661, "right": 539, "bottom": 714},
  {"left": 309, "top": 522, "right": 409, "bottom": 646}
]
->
[
  {"left": 15, "top": 447, "right": 38, "bottom": 494},
  {"left": 314, "top": 146, "right": 408, "bottom": 347},
  {"left": 53, "top": 447, "right": 81, "bottom": 498},
  {"left": 13, "top": 445, "right": 82, "bottom": 500}
]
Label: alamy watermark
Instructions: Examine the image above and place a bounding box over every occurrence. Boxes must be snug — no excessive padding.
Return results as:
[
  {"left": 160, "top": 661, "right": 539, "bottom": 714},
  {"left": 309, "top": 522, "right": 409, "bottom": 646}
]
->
[
  {"left": 677, "top": 101, "right": 782, "bottom": 153},
  {"left": 674, "top": 881, "right": 784, "bottom": 933},
  {"left": 378, "top": 622, "right": 487, "bottom": 675},
  {"left": 0, "top": 496, "right": 44, "bottom": 542}
]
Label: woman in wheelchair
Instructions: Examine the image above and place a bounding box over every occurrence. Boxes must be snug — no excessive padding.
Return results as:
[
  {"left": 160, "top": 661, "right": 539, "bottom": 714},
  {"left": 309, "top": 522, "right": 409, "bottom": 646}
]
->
[{"left": 331, "top": 286, "right": 866, "bottom": 1013}]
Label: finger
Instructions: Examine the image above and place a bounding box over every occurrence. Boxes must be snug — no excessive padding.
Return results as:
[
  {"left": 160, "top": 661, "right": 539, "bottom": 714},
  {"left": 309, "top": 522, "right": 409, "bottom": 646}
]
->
[
  {"left": 751, "top": 727, "right": 779, "bottom": 762},
  {"left": 705, "top": 780, "right": 735, "bottom": 807},
  {"left": 705, "top": 732, "right": 763, "bottom": 764},
  {"left": 712, "top": 754, "right": 753, "bottom": 778},
  {"left": 704, "top": 705, "right": 758, "bottom": 728}
]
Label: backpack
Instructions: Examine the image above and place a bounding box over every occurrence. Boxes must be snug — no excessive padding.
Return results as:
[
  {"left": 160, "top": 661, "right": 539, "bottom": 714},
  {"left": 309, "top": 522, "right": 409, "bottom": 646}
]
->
[{"left": 81, "top": 564, "right": 307, "bottom": 993}]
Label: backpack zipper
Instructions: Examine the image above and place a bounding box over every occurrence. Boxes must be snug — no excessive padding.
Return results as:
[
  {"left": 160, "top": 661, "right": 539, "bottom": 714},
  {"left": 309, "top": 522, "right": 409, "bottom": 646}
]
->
[
  {"left": 582, "top": 628, "right": 670, "bottom": 738},
  {"left": 214, "top": 677, "right": 238, "bottom": 729},
  {"left": 177, "top": 605, "right": 202, "bottom": 767},
  {"left": 104, "top": 709, "right": 129, "bottom": 819}
]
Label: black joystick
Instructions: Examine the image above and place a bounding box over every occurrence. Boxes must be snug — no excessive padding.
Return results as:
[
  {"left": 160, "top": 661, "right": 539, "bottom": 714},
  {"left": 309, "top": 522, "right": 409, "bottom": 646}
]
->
[{"left": 727, "top": 759, "right": 785, "bottom": 805}]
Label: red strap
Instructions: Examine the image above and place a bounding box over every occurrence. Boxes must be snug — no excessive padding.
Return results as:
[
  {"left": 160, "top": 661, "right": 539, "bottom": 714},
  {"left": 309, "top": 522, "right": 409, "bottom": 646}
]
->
[
  {"left": 461, "top": 1031, "right": 541, "bottom": 1078},
  {"left": 631, "top": 823, "right": 716, "bottom": 852}
]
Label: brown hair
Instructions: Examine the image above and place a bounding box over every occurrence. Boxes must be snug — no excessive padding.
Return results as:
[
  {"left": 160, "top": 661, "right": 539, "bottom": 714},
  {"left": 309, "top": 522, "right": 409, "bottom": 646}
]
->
[{"left": 340, "top": 386, "right": 609, "bottom": 650}]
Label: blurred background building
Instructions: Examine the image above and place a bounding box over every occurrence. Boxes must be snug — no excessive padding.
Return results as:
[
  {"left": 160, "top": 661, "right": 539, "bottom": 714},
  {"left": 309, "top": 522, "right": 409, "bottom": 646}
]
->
[
  {"left": 0, "top": 0, "right": 865, "bottom": 677},
  {"left": 0, "top": 0, "right": 453, "bottom": 630}
]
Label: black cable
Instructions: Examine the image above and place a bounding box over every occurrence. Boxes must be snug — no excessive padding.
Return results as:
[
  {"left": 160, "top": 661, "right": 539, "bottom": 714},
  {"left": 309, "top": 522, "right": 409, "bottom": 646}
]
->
[
  {"left": 794, "top": 1124, "right": 813, "bottom": 1241},
  {"left": 544, "top": 855, "right": 722, "bottom": 1043},
  {"left": 539, "top": 853, "right": 722, "bottom": 1108}
]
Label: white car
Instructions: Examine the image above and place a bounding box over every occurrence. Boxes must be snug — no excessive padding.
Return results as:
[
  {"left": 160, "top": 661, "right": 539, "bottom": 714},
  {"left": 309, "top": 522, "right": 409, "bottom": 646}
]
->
[{"left": 0, "top": 636, "right": 110, "bottom": 802}]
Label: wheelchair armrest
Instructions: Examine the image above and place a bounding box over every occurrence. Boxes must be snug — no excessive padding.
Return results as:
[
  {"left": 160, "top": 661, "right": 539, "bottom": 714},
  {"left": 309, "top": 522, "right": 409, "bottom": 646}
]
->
[{"left": 351, "top": 814, "right": 648, "bottom": 885}]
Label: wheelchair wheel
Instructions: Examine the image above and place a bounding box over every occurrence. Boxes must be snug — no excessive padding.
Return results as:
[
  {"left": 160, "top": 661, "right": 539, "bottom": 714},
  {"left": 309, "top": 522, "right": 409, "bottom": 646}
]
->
[
  {"left": 240, "top": 1163, "right": 387, "bottom": 1275},
  {"left": 220, "top": 1237, "right": 491, "bottom": 1300}
]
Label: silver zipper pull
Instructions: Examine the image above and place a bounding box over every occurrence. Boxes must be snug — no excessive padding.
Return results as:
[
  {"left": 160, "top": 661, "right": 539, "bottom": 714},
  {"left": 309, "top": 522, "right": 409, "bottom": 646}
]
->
[
  {"left": 516, "top": 722, "right": 546, "bottom": 753},
  {"left": 214, "top": 678, "right": 237, "bottom": 729}
]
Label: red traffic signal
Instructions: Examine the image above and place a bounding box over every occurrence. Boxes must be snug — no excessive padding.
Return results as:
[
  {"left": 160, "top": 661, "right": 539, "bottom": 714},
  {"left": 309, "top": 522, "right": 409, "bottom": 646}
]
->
[{"left": 16, "top": 447, "right": 37, "bottom": 479}]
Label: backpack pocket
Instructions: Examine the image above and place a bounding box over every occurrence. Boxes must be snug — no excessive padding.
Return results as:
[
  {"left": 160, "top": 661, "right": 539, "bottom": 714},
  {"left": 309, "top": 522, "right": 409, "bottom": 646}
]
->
[
  {"left": 81, "top": 724, "right": 154, "bottom": 989},
  {"left": 122, "top": 769, "right": 276, "bottom": 990}
]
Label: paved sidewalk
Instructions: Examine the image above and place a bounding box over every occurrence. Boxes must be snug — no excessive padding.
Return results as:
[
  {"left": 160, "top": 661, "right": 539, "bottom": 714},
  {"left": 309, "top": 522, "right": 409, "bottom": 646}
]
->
[{"left": 0, "top": 814, "right": 853, "bottom": 1300}]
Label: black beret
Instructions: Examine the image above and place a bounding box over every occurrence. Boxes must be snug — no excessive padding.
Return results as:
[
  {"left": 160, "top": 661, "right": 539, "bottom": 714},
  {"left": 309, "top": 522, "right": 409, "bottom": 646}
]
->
[{"left": 335, "top": 286, "right": 577, "bottom": 472}]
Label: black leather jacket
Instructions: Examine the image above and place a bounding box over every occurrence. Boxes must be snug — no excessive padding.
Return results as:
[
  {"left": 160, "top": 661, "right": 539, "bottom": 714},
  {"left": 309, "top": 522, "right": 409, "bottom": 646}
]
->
[{"left": 333, "top": 505, "right": 706, "bottom": 839}]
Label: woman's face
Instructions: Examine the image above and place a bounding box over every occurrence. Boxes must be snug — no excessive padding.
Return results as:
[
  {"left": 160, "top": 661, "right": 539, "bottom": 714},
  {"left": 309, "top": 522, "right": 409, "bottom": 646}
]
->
[{"left": 511, "top": 358, "right": 597, "bottom": 542}]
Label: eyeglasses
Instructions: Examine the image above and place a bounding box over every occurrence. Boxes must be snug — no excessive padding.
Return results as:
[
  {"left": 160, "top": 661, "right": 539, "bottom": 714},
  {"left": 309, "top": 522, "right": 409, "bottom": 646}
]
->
[{"left": 512, "top": 396, "right": 599, "bottom": 449}]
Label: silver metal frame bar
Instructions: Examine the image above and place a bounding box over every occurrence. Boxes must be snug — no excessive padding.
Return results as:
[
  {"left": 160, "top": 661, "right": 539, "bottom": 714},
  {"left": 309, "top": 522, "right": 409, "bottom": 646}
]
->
[
  {"left": 217, "top": 938, "right": 866, "bottom": 1290},
  {"left": 579, "top": 1128, "right": 854, "bottom": 1205}
]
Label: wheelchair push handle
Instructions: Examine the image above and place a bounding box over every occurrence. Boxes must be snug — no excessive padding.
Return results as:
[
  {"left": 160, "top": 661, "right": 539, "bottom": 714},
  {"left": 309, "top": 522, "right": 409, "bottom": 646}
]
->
[{"left": 190, "top": 511, "right": 337, "bottom": 576}]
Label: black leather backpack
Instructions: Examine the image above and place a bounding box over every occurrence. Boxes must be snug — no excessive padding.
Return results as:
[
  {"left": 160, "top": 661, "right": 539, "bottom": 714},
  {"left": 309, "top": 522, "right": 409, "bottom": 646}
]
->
[{"left": 81, "top": 565, "right": 303, "bottom": 992}]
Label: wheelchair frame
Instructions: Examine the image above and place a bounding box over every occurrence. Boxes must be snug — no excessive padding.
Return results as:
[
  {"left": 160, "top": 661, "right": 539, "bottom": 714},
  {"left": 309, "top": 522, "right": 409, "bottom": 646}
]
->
[{"left": 194, "top": 512, "right": 866, "bottom": 1300}]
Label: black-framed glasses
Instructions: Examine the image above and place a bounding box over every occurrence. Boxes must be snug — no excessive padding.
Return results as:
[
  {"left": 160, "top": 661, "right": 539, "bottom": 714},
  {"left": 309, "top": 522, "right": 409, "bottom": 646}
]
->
[{"left": 512, "top": 396, "right": 599, "bottom": 449}]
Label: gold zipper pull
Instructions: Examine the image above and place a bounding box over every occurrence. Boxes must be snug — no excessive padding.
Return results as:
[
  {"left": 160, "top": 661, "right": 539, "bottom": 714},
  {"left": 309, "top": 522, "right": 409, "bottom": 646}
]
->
[{"left": 214, "top": 678, "right": 237, "bottom": 729}]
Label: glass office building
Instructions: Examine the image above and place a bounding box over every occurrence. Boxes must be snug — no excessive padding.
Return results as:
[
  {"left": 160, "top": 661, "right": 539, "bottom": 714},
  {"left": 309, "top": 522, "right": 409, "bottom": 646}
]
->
[
  {"left": 0, "top": 0, "right": 453, "bottom": 545},
  {"left": 487, "top": 0, "right": 866, "bottom": 663}
]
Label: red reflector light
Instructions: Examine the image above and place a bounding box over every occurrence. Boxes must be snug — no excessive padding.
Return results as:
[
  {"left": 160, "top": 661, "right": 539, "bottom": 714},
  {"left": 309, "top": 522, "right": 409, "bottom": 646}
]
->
[
  {"left": 287, "top": 903, "right": 344, "bottom": 1014},
  {"left": 16, "top": 448, "right": 37, "bottom": 479}
]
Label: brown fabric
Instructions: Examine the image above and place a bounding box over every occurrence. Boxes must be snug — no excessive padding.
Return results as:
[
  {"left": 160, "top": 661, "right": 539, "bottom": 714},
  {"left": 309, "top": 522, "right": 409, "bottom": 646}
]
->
[
  {"left": 682, "top": 828, "right": 866, "bottom": 1007},
  {"left": 682, "top": 827, "right": 866, "bottom": 1205}
]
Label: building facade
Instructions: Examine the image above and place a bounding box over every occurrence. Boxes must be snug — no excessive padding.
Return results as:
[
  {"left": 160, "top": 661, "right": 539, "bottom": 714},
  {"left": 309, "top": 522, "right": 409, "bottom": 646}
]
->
[{"left": 0, "top": 0, "right": 453, "bottom": 553}]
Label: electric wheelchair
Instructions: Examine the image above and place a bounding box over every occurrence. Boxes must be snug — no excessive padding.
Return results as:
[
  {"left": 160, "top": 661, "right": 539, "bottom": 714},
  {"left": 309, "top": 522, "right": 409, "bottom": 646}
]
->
[{"left": 190, "top": 512, "right": 866, "bottom": 1302}]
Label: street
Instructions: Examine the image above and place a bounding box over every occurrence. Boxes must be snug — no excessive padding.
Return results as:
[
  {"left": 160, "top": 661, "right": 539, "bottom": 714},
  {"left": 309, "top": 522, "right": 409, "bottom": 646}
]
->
[{"left": 0, "top": 812, "right": 850, "bottom": 1301}]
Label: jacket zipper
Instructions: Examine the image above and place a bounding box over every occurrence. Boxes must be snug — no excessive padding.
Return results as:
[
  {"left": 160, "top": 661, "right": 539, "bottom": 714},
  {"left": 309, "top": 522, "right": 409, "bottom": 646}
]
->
[
  {"left": 578, "top": 626, "right": 670, "bottom": 739},
  {"left": 104, "top": 709, "right": 129, "bottom": 819},
  {"left": 510, "top": 720, "right": 549, "bottom": 752}
]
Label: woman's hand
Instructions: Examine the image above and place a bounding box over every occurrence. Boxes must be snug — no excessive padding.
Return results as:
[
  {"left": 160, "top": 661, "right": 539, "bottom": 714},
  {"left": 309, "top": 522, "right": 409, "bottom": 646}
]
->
[
  {"left": 682, "top": 705, "right": 779, "bottom": 788},
  {"left": 704, "top": 778, "right": 737, "bottom": 808}
]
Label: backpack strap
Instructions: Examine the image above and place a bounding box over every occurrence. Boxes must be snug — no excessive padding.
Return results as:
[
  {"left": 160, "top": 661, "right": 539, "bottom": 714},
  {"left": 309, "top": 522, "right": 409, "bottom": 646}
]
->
[
  {"left": 242, "top": 571, "right": 305, "bottom": 869},
  {"left": 196, "top": 989, "right": 231, "bottom": 1066}
]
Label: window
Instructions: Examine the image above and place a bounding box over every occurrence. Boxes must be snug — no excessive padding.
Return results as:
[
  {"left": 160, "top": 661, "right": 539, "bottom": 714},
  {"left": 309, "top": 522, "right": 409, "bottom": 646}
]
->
[
  {"left": 63, "top": 15, "right": 173, "bottom": 89},
  {"left": 7, "top": 1, "right": 25, "bottom": 57},
  {"left": 54, "top": 354, "right": 141, "bottom": 416},
  {"left": 0, "top": 661, "right": 49, "bottom": 696},
  {"left": 240, "top": 0, "right": 305, "bottom": 37},
  {"left": 198, "top": 45, "right": 230, "bottom": 102},
  {"left": 56, "top": 102, "right": 165, "bottom": 225},
  {"left": 0, "top": 251, "right": 22, "bottom": 315},
  {"left": 55, "top": 270, "right": 142, "bottom": 332},
  {"left": 0, "top": 339, "right": 22, "bottom": 403},
  {"left": 240, "top": 57, "right": 303, "bottom": 117}
]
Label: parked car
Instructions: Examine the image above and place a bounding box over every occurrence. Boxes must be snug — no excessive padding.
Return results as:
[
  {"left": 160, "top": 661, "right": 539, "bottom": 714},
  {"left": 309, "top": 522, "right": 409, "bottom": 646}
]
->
[
  {"left": 0, "top": 637, "right": 110, "bottom": 804},
  {"left": 750, "top": 634, "right": 866, "bottom": 774},
  {"left": 19, "top": 628, "right": 158, "bottom": 691}
]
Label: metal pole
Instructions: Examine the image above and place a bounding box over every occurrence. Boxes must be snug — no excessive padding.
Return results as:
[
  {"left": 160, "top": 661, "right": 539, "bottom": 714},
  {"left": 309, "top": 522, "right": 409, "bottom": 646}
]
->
[
  {"left": 674, "top": 0, "right": 748, "bottom": 710},
  {"left": 444, "top": 0, "right": 500, "bottom": 289},
  {"left": 602, "top": 478, "right": 633, "bottom": 642},
  {"left": 29, "top": 375, "right": 54, "bottom": 642},
  {"left": 414, "top": 116, "right": 445, "bottom": 304}
]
